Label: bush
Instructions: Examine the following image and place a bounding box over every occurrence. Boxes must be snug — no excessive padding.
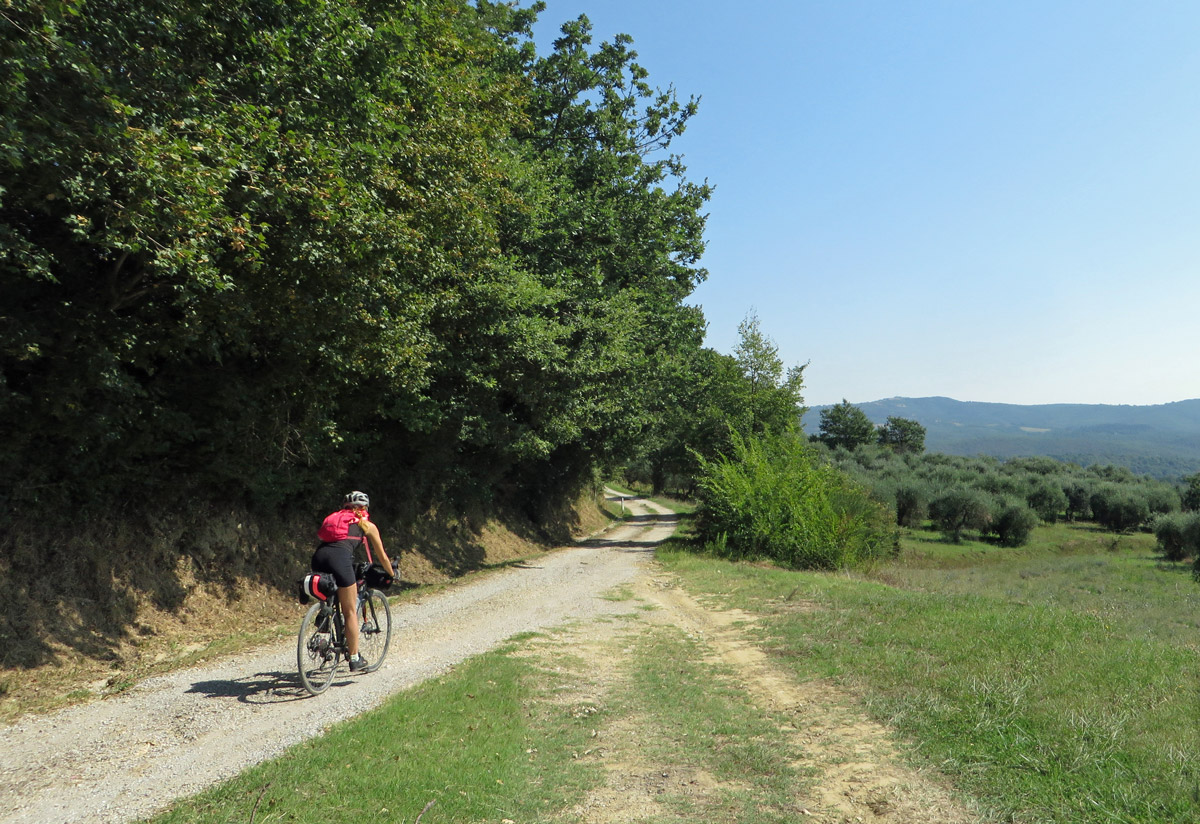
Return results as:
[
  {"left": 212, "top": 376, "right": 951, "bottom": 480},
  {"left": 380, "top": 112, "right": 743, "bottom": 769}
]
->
[
  {"left": 1144, "top": 484, "right": 1181, "bottom": 516},
  {"left": 992, "top": 503, "right": 1040, "bottom": 547},
  {"left": 894, "top": 483, "right": 930, "bottom": 528},
  {"left": 695, "top": 433, "right": 894, "bottom": 570},
  {"left": 1090, "top": 485, "right": 1150, "bottom": 532},
  {"left": 1184, "top": 515, "right": 1200, "bottom": 558},
  {"left": 1026, "top": 479, "right": 1068, "bottom": 524},
  {"left": 1064, "top": 481, "right": 1092, "bottom": 521},
  {"left": 1153, "top": 514, "right": 1189, "bottom": 561},
  {"left": 929, "top": 487, "right": 992, "bottom": 542}
]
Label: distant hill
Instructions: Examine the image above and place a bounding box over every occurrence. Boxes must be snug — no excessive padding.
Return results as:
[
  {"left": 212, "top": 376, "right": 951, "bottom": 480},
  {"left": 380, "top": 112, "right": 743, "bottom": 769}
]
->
[{"left": 801, "top": 397, "right": 1200, "bottom": 479}]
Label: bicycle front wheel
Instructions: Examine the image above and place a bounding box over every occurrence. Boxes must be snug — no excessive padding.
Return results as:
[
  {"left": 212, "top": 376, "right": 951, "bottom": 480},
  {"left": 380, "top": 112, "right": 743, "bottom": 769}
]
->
[
  {"left": 297, "top": 603, "right": 338, "bottom": 695},
  {"left": 357, "top": 589, "right": 392, "bottom": 672}
]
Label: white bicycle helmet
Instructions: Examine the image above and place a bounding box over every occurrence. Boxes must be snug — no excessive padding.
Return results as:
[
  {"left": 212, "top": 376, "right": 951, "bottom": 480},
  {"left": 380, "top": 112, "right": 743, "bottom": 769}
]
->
[{"left": 343, "top": 490, "right": 370, "bottom": 508}]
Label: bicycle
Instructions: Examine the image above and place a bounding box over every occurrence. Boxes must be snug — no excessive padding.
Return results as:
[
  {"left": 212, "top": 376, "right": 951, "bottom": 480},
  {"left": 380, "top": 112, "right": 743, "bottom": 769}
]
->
[{"left": 297, "top": 562, "right": 392, "bottom": 695}]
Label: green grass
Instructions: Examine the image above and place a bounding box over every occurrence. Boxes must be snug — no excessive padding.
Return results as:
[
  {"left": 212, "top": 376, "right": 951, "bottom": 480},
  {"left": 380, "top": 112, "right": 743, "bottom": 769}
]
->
[
  {"left": 146, "top": 646, "right": 604, "bottom": 824},
  {"left": 658, "top": 523, "right": 1200, "bottom": 823}
]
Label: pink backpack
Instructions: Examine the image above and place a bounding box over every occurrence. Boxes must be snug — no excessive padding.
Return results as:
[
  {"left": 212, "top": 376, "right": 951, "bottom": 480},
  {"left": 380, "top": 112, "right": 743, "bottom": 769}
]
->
[{"left": 318, "top": 508, "right": 365, "bottom": 542}]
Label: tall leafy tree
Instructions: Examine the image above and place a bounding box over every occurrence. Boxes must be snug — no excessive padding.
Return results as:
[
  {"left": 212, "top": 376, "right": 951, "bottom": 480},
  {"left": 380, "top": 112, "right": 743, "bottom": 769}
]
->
[
  {"left": 817, "top": 400, "right": 876, "bottom": 450},
  {"left": 877, "top": 416, "right": 926, "bottom": 454},
  {"left": 419, "top": 11, "right": 713, "bottom": 495},
  {"left": 2, "top": 0, "right": 511, "bottom": 506},
  {"left": 732, "top": 311, "right": 806, "bottom": 438}
]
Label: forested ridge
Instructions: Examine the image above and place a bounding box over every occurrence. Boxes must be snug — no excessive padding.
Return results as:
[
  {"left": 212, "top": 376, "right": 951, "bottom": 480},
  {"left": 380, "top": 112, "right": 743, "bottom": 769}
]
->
[{"left": 804, "top": 397, "right": 1200, "bottom": 479}]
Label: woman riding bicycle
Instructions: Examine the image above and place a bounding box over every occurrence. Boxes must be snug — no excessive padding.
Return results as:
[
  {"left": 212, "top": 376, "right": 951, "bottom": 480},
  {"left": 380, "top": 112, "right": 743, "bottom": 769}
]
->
[{"left": 311, "top": 491, "right": 395, "bottom": 672}]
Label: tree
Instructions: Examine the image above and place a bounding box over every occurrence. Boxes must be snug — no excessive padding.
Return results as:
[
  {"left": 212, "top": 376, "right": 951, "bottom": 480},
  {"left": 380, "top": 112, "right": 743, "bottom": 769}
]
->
[
  {"left": 631, "top": 312, "right": 805, "bottom": 495},
  {"left": 929, "top": 487, "right": 992, "bottom": 542},
  {"left": 1090, "top": 486, "right": 1150, "bottom": 532},
  {"left": 894, "top": 482, "right": 931, "bottom": 527},
  {"left": 0, "top": 1, "right": 717, "bottom": 516},
  {"left": 877, "top": 416, "right": 926, "bottom": 454},
  {"left": 731, "top": 311, "right": 806, "bottom": 439},
  {"left": 1154, "top": 514, "right": 1190, "bottom": 561},
  {"left": 1027, "top": 479, "right": 1068, "bottom": 524},
  {"left": 817, "top": 400, "right": 876, "bottom": 451},
  {"left": 992, "top": 503, "right": 1039, "bottom": 547},
  {"left": 1181, "top": 473, "right": 1200, "bottom": 511}
]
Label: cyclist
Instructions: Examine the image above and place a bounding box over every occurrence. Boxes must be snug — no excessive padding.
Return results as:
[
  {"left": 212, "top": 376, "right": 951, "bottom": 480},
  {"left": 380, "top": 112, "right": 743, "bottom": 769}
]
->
[{"left": 311, "top": 491, "right": 396, "bottom": 672}]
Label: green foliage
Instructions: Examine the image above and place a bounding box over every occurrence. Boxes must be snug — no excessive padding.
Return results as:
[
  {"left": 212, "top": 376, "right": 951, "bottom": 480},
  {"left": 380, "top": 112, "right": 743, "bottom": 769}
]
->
[
  {"left": 694, "top": 433, "right": 893, "bottom": 570},
  {"left": 1026, "top": 478, "right": 1068, "bottom": 523},
  {"left": 1183, "top": 473, "right": 1200, "bottom": 511},
  {"left": 1159, "top": 512, "right": 1200, "bottom": 563},
  {"left": 1063, "top": 480, "right": 1093, "bottom": 521},
  {"left": 928, "top": 487, "right": 992, "bottom": 542},
  {"left": 816, "top": 399, "right": 876, "bottom": 451},
  {"left": 1089, "top": 485, "right": 1150, "bottom": 532},
  {"left": 990, "top": 502, "right": 1040, "bottom": 547},
  {"left": 876, "top": 415, "right": 925, "bottom": 454},
  {"left": 893, "top": 482, "right": 931, "bottom": 527},
  {"left": 731, "top": 311, "right": 806, "bottom": 438},
  {"left": 629, "top": 313, "right": 805, "bottom": 495},
  {"left": 0, "top": 1, "right": 714, "bottom": 523},
  {"left": 818, "top": 444, "right": 1186, "bottom": 544},
  {"left": 1153, "top": 513, "right": 1190, "bottom": 561}
]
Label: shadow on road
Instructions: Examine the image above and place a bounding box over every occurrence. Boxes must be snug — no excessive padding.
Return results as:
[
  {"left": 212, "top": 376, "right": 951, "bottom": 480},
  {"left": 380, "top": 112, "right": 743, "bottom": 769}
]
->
[
  {"left": 186, "top": 670, "right": 326, "bottom": 704},
  {"left": 579, "top": 512, "right": 679, "bottom": 551}
]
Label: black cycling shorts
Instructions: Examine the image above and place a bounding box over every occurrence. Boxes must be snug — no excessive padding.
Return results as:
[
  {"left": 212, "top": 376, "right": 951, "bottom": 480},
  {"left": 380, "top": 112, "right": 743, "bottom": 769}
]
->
[{"left": 312, "top": 541, "right": 356, "bottom": 588}]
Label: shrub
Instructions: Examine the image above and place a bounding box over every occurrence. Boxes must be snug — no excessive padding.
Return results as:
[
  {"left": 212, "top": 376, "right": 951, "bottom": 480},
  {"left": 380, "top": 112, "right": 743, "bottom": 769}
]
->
[
  {"left": 1153, "top": 514, "right": 1189, "bottom": 561},
  {"left": 1144, "top": 484, "right": 1181, "bottom": 516},
  {"left": 1184, "top": 515, "right": 1200, "bottom": 558},
  {"left": 894, "top": 483, "right": 930, "bottom": 528},
  {"left": 1026, "top": 479, "right": 1068, "bottom": 524},
  {"left": 928, "top": 487, "right": 992, "bottom": 542},
  {"left": 695, "top": 433, "right": 894, "bottom": 571},
  {"left": 1064, "top": 481, "right": 1092, "bottom": 521},
  {"left": 992, "top": 503, "right": 1040, "bottom": 547},
  {"left": 1090, "top": 485, "right": 1150, "bottom": 532}
]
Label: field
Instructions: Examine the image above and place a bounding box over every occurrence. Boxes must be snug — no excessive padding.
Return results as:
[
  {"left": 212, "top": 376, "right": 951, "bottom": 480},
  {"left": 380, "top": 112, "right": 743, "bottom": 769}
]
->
[{"left": 662, "top": 522, "right": 1200, "bottom": 822}]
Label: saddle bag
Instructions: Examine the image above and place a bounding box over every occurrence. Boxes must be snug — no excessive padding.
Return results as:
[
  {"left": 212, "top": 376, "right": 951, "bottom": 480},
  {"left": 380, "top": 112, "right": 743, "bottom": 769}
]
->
[{"left": 297, "top": 572, "right": 339, "bottom": 604}]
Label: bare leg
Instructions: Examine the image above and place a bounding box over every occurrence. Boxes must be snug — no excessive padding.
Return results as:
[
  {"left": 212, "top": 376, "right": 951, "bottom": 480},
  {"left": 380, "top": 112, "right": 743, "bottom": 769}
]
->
[{"left": 337, "top": 586, "right": 359, "bottom": 657}]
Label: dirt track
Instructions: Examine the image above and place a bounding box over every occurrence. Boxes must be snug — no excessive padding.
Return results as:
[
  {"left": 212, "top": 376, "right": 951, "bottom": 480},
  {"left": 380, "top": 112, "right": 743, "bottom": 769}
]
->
[{"left": 0, "top": 493, "right": 675, "bottom": 824}]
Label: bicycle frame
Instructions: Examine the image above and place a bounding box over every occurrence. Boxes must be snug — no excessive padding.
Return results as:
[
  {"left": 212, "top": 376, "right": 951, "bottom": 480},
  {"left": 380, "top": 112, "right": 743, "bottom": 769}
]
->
[{"left": 298, "top": 579, "right": 392, "bottom": 695}]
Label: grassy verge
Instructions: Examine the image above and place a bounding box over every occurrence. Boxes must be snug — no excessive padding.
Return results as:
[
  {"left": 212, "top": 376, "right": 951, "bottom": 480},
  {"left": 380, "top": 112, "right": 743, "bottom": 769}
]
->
[
  {"left": 147, "top": 641, "right": 605, "bottom": 824},
  {"left": 658, "top": 522, "right": 1200, "bottom": 823}
]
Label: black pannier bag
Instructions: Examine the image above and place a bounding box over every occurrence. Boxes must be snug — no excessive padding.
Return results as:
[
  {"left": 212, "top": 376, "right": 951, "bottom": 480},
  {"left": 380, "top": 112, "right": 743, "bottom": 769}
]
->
[{"left": 359, "top": 562, "right": 394, "bottom": 592}]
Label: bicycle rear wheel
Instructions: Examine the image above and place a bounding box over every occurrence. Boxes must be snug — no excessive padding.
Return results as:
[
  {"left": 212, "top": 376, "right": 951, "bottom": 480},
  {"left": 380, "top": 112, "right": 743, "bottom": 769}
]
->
[
  {"left": 297, "top": 602, "right": 338, "bottom": 695},
  {"left": 356, "top": 589, "right": 392, "bottom": 673}
]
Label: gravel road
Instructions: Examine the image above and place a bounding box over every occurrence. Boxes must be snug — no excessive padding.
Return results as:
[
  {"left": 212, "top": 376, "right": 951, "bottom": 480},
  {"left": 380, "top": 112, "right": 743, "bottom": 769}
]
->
[{"left": 0, "top": 493, "right": 675, "bottom": 824}]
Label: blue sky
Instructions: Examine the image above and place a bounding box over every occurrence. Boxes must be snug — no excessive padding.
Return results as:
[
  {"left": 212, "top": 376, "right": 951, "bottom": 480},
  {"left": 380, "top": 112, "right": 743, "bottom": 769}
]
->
[{"left": 531, "top": 1, "right": 1200, "bottom": 408}]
